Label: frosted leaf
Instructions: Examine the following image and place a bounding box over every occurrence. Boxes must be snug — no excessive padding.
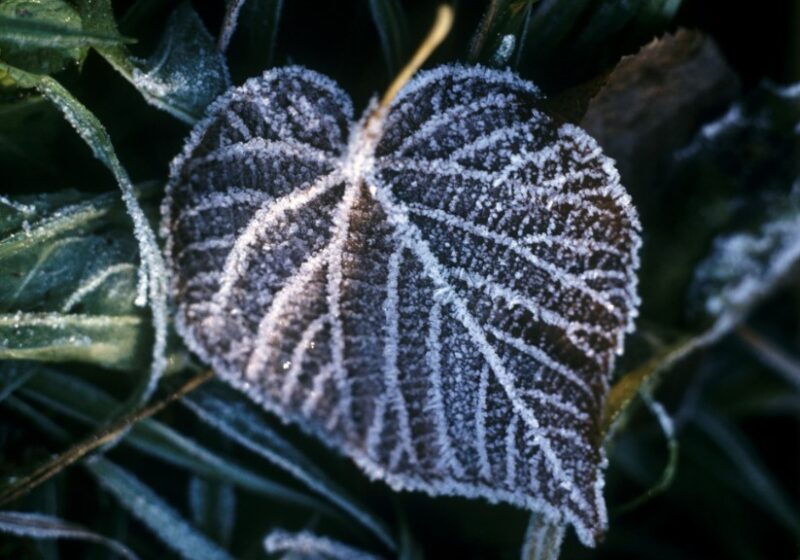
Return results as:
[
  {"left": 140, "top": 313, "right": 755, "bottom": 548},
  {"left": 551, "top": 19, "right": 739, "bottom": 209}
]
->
[
  {"left": 131, "top": 3, "right": 230, "bottom": 124},
  {"left": 162, "top": 64, "right": 641, "bottom": 546}
]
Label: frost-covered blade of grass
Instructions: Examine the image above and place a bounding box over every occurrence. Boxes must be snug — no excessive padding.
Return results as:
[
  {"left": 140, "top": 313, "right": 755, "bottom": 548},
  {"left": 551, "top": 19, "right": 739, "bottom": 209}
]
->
[
  {"left": 0, "top": 312, "right": 145, "bottom": 370},
  {"left": 183, "top": 383, "right": 396, "bottom": 550},
  {"left": 218, "top": 0, "right": 246, "bottom": 52},
  {"left": 264, "top": 529, "right": 382, "bottom": 560},
  {"left": 18, "top": 367, "right": 333, "bottom": 513},
  {"left": 88, "top": 459, "right": 233, "bottom": 560},
  {"left": 0, "top": 190, "right": 122, "bottom": 260},
  {"left": 0, "top": 61, "right": 168, "bottom": 401},
  {"left": 0, "top": 510, "right": 139, "bottom": 560},
  {"left": 0, "top": 14, "right": 129, "bottom": 49},
  {"left": 188, "top": 477, "right": 235, "bottom": 548}
]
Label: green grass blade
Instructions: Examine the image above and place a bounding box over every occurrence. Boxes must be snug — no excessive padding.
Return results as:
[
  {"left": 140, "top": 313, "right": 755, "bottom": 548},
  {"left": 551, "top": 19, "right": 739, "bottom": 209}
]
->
[
  {"left": 188, "top": 477, "right": 235, "bottom": 548},
  {"left": 4, "top": 397, "right": 230, "bottom": 559}
]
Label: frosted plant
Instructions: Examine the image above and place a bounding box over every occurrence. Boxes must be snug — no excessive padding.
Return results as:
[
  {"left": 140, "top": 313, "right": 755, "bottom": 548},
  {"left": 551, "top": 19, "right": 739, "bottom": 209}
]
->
[
  {"left": 692, "top": 184, "right": 800, "bottom": 336},
  {"left": 162, "top": 64, "right": 641, "bottom": 545},
  {"left": 264, "top": 529, "right": 381, "bottom": 560}
]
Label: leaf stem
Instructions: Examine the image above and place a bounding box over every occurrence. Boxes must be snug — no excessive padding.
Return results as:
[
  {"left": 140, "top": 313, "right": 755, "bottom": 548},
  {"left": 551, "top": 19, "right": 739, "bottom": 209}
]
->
[
  {"left": 0, "top": 369, "right": 214, "bottom": 507},
  {"left": 378, "top": 4, "right": 454, "bottom": 110}
]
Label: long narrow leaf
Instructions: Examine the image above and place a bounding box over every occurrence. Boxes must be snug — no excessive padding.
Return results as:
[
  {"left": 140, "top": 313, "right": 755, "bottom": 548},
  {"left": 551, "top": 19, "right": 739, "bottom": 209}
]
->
[
  {"left": 18, "top": 368, "right": 329, "bottom": 512},
  {"left": 264, "top": 529, "right": 381, "bottom": 560},
  {"left": 0, "top": 363, "right": 35, "bottom": 402},
  {"left": 4, "top": 396, "right": 231, "bottom": 560},
  {"left": 0, "top": 190, "right": 121, "bottom": 260},
  {"left": 0, "top": 511, "right": 139, "bottom": 560},
  {"left": 0, "top": 15, "right": 130, "bottom": 49},
  {"left": 369, "top": 0, "right": 409, "bottom": 75},
  {"left": 188, "top": 477, "right": 236, "bottom": 548},
  {"left": 183, "top": 383, "right": 397, "bottom": 550},
  {"left": 87, "top": 459, "right": 233, "bottom": 560},
  {"left": 0, "top": 312, "right": 145, "bottom": 370},
  {"left": 0, "top": 62, "right": 168, "bottom": 402}
]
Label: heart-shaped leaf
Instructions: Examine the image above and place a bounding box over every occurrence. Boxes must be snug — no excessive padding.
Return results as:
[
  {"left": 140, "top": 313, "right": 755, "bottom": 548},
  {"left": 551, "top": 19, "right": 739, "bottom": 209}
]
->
[{"left": 162, "top": 65, "right": 641, "bottom": 545}]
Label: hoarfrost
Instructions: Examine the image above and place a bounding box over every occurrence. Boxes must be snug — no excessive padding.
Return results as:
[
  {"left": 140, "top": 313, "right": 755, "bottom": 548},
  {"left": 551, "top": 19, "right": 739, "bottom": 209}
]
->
[
  {"left": 492, "top": 34, "right": 516, "bottom": 66},
  {"left": 162, "top": 64, "right": 641, "bottom": 546},
  {"left": 131, "top": 3, "right": 230, "bottom": 124},
  {"left": 218, "top": 0, "right": 246, "bottom": 52},
  {"left": 693, "top": 184, "right": 800, "bottom": 335},
  {"left": 263, "top": 529, "right": 381, "bottom": 560},
  {"left": 0, "top": 511, "right": 139, "bottom": 560}
]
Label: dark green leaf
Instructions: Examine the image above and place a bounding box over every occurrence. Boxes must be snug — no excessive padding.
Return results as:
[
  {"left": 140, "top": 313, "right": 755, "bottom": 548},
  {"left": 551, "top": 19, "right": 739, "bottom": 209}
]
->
[
  {"left": 78, "top": 0, "right": 229, "bottom": 123},
  {"left": 0, "top": 189, "right": 160, "bottom": 371},
  {"left": 125, "top": 3, "right": 230, "bottom": 123},
  {"left": 0, "top": 14, "right": 129, "bottom": 49},
  {"left": 0, "top": 0, "right": 86, "bottom": 74},
  {"left": 0, "top": 62, "right": 168, "bottom": 393}
]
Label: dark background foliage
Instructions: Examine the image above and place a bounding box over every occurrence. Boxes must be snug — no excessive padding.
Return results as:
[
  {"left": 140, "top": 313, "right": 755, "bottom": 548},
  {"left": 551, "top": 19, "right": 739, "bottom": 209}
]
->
[{"left": 1, "top": 1, "right": 799, "bottom": 559}]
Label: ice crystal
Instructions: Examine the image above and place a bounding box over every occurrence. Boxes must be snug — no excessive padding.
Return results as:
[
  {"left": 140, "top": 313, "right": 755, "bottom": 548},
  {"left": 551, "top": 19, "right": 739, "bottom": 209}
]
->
[{"left": 162, "top": 65, "right": 641, "bottom": 545}]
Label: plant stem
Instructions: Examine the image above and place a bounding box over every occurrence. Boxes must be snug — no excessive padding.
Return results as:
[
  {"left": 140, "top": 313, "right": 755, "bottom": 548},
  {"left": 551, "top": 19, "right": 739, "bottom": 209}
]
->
[{"left": 378, "top": 5, "right": 454, "bottom": 110}]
